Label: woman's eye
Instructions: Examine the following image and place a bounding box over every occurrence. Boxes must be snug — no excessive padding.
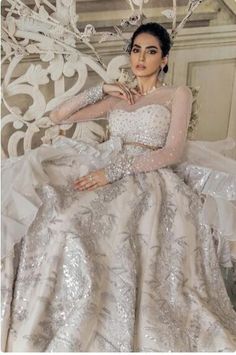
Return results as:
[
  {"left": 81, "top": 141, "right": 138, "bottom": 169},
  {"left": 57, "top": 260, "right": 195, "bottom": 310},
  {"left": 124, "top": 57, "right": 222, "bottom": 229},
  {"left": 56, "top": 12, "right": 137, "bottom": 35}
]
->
[
  {"left": 148, "top": 50, "right": 157, "bottom": 54},
  {"left": 132, "top": 48, "right": 139, "bottom": 53}
]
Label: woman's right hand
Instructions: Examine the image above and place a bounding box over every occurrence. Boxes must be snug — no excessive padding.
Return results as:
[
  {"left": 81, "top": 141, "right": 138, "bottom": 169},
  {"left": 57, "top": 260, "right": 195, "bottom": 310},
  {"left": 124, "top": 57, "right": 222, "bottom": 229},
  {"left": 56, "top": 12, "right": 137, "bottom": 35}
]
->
[{"left": 103, "top": 83, "right": 140, "bottom": 104}]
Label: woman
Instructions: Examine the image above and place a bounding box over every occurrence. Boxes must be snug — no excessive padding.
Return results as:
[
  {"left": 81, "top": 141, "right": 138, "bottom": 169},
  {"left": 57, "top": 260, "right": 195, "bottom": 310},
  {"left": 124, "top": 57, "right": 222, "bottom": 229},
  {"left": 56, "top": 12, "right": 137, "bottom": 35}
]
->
[{"left": 2, "top": 22, "right": 236, "bottom": 352}]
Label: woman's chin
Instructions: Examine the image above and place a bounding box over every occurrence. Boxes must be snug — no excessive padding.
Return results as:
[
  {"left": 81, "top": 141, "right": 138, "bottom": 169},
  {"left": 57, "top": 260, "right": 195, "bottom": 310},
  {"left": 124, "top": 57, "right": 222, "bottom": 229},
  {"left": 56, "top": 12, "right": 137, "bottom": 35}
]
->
[
  {"left": 132, "top": 70, "right": 149, "bottom": 77},
  {"left": 132, "top": 68, "right": 157, "bottom": 78}
]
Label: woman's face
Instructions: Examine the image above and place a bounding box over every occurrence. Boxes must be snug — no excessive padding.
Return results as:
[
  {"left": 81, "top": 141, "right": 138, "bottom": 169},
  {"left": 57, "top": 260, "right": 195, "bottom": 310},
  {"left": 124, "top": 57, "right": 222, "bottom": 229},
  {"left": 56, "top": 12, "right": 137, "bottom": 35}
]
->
[{"left": 130, "top": 32, "right": 167, "bottom": 78}]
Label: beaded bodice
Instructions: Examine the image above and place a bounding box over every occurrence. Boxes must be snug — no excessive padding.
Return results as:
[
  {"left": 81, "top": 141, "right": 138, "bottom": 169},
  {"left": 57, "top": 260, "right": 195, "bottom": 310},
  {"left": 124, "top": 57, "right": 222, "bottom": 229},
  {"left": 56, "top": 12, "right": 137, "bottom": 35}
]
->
[
  {"left": 108, "top": 103, "right": 171, "bottom": 148},
  {"left": 50, "top": 83, "right": 193, "bottom": 181}
]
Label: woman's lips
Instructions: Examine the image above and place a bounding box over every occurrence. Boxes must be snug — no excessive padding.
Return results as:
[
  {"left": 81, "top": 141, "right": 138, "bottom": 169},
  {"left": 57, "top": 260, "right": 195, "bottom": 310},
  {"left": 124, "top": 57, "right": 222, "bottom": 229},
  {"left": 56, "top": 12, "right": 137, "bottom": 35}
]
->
[{"left": 136, "top": 64, "right": 146, "bottom": 70}]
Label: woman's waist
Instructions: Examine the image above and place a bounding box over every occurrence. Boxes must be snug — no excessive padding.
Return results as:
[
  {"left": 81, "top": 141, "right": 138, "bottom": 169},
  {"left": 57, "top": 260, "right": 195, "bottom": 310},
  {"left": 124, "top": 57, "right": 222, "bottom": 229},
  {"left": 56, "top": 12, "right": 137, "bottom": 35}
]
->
[
  {"left": 86, "top": 135, "right": 163, "bottom": 159},
  {"left": 123, "top": 141, "right": 162, "bottom": 151},
  {"left": 108, "top": 135, "right": 162, "bottom": 151}
]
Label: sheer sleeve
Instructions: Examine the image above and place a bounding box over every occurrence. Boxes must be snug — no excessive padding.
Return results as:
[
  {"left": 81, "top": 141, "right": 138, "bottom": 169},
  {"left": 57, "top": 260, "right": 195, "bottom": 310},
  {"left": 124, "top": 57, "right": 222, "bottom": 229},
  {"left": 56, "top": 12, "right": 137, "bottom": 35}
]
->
[
  {"left": 49, "top": 83, "right": 117, "bottom": 124},
  {"left": 132, "top": 85, "right": 193, "bottom": 172},
  {"left": 104, "top": 86, "right": 193, "bottom": 183}
]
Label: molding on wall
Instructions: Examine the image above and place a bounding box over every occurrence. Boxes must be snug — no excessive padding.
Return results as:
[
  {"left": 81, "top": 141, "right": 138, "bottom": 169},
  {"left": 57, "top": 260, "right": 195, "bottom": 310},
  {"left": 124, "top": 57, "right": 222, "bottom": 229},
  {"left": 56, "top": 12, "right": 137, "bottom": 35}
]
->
[
  {"left": 2, "top": 25, "right": 235, "bottom": 71},
  {"left": 187, "top": 58, "right": 235, "bottom": 140}
]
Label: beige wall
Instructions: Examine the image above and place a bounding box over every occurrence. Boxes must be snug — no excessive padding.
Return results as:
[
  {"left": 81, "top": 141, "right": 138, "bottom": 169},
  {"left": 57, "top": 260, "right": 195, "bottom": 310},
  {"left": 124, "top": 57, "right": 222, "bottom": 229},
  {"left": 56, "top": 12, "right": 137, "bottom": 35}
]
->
[{"left": 167, "top": 25, "right": 236, "bottom": 141}]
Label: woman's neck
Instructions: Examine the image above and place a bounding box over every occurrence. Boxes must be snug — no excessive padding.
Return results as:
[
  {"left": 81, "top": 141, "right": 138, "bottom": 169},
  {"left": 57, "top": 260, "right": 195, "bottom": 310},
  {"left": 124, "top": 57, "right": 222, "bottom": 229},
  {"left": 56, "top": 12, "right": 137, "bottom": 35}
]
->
[{"left": 136, "top": 76, "right": 162, "bottom": 95}]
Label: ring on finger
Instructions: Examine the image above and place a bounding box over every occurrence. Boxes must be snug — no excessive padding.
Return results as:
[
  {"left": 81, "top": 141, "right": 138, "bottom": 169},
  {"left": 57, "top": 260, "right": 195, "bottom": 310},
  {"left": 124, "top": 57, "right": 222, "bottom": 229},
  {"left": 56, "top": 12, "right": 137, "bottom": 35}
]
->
[{"left": 88, "top": 174, "right": 93, "bottom": 182}]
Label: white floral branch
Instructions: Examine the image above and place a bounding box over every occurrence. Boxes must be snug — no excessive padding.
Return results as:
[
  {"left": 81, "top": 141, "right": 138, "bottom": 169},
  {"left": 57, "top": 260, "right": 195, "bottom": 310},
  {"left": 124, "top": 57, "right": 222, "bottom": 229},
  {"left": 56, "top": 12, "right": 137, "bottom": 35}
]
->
[
  {"left": 2, "top": 0, "right": 206, "bottom": 75},
  {"left": 171, "top": 0, "right": 205, "bottom": 40}
]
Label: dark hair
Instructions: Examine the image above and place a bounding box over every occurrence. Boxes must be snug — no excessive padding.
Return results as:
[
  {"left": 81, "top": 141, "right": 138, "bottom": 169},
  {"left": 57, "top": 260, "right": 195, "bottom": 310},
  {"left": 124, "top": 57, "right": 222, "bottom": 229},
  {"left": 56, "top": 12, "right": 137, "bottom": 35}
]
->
[{"left": 127, "top": 22, "right": 172, "bottom": 73}]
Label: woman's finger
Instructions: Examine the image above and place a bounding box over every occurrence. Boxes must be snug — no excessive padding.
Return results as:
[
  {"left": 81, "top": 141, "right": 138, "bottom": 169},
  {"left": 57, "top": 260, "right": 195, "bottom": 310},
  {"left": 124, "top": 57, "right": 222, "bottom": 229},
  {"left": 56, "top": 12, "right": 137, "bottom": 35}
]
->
[
  {"left": 74, "top": 178, "right": 87, "bottom": 187},
  {"left": 87, "top": 183, "right": 99, "bottom": 191},
  {"left": 74, "top": 181, "right": 97, "bottom": 190},
  {"left": 74, "top": 173, "right": 96, "bottom": 185},
  {"left": 105, "top": 83, "right": 137, "bottom": 103},
  {"left": 119, "top": 83, "right": 133, "bottom": 101},
  {"left": 107, "top": 83, "right": 135, "bottom": 104},
  {"left": 117, "top": 84, "right": 130, "bottom": 102},
  {"left": 118, "top": 83, "right": 134, "bottom": 104},
  {"left": 74, "top": 180, "right": 91, "bottom": 189},
  {"left": 73, "top": 170, "right": 108, "bottom": 191},
  {"left": 130, "top": 88, "right": 141, "bottom": 96},
  {"left": 110, "top": 89, "right": 130, "bottom": 102},
  {"left": 125, "top": 85, "right": 136, "bottom": 104}
]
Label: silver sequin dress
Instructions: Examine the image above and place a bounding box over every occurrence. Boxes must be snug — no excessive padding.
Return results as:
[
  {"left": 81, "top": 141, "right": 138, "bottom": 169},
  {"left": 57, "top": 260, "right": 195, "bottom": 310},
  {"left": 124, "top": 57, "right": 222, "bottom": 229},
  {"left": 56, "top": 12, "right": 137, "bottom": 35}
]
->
[{"left": 2, "top": 85, "right": 236, "bottom": 352}]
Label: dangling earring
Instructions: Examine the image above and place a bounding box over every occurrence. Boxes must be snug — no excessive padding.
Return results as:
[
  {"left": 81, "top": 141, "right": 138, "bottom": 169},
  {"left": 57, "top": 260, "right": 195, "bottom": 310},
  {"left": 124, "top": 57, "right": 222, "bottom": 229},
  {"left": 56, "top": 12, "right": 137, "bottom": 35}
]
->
[{"left": 158, "top": 66, "right": 165, "bottom": 84}]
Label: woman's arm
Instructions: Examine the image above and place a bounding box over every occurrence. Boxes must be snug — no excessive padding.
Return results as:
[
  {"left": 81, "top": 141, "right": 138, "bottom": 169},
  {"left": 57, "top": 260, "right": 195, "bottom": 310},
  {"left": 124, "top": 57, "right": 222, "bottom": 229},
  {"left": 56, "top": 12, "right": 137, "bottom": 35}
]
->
[
  {"left": 49, "top": 82, "right": 138, "bottom": 125},
  {"left": 104, "top": 85, "right": 193, "bottom": 182},
  {"left": 50, "top": 83, "right": 108, "bottom": 124}
]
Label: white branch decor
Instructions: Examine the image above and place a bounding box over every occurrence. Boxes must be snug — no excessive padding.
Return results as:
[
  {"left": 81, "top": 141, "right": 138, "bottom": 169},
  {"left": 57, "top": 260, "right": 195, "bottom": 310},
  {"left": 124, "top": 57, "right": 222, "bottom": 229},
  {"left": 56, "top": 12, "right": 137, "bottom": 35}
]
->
[{"left": 1, "top": 0, "right": 205, "bottom": 157}]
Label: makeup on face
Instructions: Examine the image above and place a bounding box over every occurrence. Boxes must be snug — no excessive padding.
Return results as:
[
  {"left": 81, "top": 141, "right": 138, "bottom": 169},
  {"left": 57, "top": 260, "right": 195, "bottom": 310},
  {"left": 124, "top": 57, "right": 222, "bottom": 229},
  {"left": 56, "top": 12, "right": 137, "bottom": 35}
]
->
[
  {"left": 130, "top": 34, "right": 163, "bottom": 75},
  {"left": 132, "top": 44, "right": 159, "bottom": 55},
  {"left": 132, "top": 44, "right": 160, "bottom": 70}
]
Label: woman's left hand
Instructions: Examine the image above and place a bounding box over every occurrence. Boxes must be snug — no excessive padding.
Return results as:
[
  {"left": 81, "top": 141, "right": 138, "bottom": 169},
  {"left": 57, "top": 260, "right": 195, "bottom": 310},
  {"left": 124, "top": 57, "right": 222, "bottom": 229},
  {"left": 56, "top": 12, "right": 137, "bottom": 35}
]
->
[{"left": 73, "top": 169, "right": 109, "bottom": 191}]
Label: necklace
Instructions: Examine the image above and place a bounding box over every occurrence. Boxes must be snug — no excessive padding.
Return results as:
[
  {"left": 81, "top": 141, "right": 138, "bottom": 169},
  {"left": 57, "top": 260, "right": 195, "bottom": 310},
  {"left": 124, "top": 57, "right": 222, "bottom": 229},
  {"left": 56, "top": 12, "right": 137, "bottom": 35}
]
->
[{"left": 140, "top": 83, "right": 166, "bottom": 96}]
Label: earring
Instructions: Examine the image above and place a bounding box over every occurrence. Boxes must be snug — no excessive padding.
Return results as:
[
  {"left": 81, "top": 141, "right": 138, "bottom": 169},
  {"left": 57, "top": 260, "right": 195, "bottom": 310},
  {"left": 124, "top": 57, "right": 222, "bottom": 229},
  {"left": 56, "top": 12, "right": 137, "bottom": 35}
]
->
[{"left": 158, "top": 66, "right": 165, "bottom": 84}]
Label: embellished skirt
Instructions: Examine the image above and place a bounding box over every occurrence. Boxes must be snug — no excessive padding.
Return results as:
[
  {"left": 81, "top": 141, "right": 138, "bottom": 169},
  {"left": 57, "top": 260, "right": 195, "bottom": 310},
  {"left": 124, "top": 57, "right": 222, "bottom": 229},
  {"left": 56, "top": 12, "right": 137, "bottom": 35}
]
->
[{"left": 2, "top": 137, "right": 236, "bottom": 351}]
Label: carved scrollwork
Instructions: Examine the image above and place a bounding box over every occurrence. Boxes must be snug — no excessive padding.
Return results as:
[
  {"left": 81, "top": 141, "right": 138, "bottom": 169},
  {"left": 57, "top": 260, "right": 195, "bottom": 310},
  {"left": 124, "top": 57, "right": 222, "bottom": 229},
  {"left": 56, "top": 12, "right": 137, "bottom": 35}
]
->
[{"left": 1, "top": 0, "right": 203, "bottom": 157}]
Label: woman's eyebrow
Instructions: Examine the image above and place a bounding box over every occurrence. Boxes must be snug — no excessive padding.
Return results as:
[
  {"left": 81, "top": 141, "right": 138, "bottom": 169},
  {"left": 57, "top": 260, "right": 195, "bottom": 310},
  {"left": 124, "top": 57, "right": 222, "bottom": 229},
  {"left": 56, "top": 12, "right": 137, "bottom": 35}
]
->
[{"left": 133, "top": 44, "right": 158, "bottom": 49}]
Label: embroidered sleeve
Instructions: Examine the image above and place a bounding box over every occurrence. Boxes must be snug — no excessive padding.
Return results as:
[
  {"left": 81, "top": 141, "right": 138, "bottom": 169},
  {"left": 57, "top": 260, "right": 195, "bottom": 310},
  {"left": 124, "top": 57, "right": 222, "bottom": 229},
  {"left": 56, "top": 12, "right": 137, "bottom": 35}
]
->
[
  {"left": 131, "top": 86, "right": 193, "bottom": 173},
  {"left": 49, "top": 83, "right": 115, "bottom": 124},
  {"left": 104, "top": 153, "right": 134, "bottom": 183}
]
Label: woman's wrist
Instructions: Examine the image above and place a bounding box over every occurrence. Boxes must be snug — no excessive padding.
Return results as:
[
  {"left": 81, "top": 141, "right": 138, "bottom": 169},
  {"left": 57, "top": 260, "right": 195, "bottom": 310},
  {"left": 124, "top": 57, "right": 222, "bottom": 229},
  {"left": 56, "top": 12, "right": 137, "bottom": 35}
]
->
[
  {"left": 104, "top": 154, "right": 134, "bottom": 183},
  {"left": 85, "top": 82, "right": 105, "bottom": 104},
  {"left": 102, "top": 83, "right": 110, "bottom": 95}
]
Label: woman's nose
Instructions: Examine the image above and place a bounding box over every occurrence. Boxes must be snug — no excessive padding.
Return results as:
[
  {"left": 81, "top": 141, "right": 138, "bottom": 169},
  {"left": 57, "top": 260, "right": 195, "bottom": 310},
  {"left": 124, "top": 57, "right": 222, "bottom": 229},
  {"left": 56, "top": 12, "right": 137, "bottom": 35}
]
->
[{"left": 139, "top": 51, "right": 145, "bottom": 62}]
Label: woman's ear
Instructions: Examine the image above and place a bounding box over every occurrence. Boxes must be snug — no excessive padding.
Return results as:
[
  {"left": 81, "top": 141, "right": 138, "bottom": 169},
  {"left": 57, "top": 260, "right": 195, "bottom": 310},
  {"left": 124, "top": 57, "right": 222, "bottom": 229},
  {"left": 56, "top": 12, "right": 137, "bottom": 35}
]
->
[
  {"left": 161, "top": 56, "right": 169, "bottom": 74},
  {"left": 162, "top": 55, "right": 168, "bottom": 68}
]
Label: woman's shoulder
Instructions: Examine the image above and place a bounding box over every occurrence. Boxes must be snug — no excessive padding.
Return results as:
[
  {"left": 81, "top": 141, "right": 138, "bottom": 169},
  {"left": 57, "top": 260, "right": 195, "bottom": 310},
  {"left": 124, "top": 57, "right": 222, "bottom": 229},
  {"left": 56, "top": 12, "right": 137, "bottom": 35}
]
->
[
  {"left": 161, "top": 85, "right": 193, "bottom": 104},
  {"left": 164, "top": 84, "right": 192, "bottom": 95}
]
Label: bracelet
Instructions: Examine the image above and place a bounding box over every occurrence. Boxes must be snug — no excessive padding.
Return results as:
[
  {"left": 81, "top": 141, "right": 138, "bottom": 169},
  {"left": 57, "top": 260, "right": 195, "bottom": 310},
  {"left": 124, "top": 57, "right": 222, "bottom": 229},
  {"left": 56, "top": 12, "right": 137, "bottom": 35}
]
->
[{"left": 84, "top": 82, "right": 105, "bottom": 105}]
